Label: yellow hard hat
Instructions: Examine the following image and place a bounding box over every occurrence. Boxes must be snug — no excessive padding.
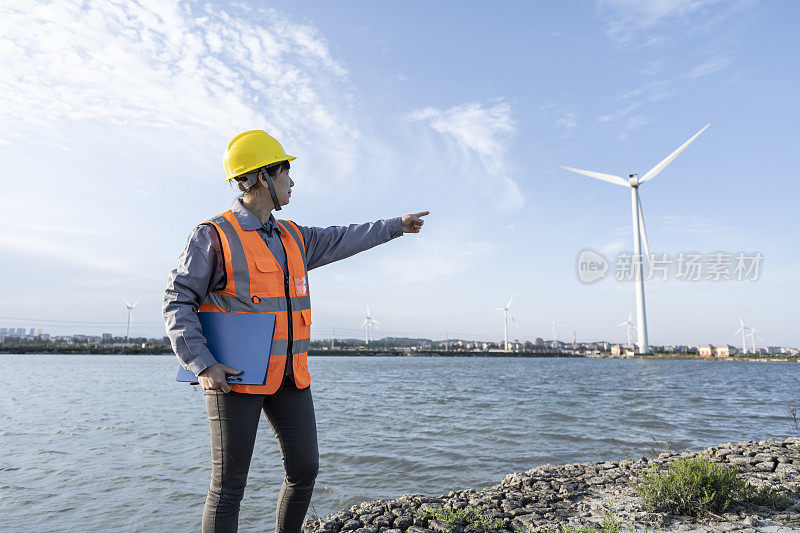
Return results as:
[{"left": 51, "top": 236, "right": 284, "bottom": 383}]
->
[{"left": 223, "top": 130, "right": 296, "bottom": 181}]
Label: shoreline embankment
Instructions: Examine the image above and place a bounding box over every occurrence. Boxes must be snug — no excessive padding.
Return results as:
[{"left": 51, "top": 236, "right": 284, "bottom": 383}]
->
[
  {"left": 302, "top": 437, "right": 800, "bottom": 533},
  {"left": 1, "top": 347, "right": 797, "bottom": 363}
]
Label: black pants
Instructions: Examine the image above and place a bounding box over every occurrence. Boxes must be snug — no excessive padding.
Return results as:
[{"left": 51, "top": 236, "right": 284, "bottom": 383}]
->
[{"left": 202, "top": 378, "right": 319, "bottom": 533}]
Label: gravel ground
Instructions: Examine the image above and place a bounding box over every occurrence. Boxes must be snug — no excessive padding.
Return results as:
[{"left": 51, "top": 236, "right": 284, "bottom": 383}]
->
[{"left": 302, "top": 437, "right": 800, "bottom": 533}]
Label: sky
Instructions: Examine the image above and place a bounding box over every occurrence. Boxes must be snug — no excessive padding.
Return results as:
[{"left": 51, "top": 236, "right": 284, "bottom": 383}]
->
[{"left": 1, "top": 0, "right": 798, "bottom": 347}]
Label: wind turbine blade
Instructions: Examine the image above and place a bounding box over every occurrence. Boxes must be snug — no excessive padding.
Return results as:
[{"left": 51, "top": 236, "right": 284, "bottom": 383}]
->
[
  {"left": 557, "top": 165, "right": 629, "bottom": 187},
  {"left": 372, "top": 321, "right": 380, "bottom": 329},
  {"left": 507, "top": 294, "right": 515, "bottom": 308},
  {"left": 508, "top": 312, "right": 517, "bottom": 326},
  {"left": 637, "top": 195, "right": 651, "bottom": 264},
  {"left": 628, "top": 310, "right": 633, "bottom": 322},
  {"left": 639, "top": 124, "right": 710, "bottom": 183},
  {"left": 132, "top": 300, "right": 140, "bottom": 308},
  {"left": 733, "top": 327, "right": 744, "bottom": 336},
  {"left": 616, "top": 321, "right": 628, "bottom": 327},
  {"left": 361, "top": 319, "right": 368, "bottom": 328},
  {"left": 124, "top": 299, "right": 131, "bottom": 307}
]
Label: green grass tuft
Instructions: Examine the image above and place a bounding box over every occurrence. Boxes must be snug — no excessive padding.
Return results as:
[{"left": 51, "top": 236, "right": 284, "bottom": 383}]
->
[
  {"left": 630, "top": 456, "right": 791, "bottom": 516},
  {"left": 540, "top": 505, "right": 621, "bottom": 533},
  {"left": 414, "top": 505, "right": 505, "bottom": 530}
]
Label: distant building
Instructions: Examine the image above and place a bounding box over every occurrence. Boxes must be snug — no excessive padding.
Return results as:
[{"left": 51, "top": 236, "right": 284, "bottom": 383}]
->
[
  {"left": 534, "top": 337, "right": 544, "bottom": 346},
  {"left": 698, "top": 344, "right": 735, "bottom": 357},
  {"left": 102, "top": 333, "right": 113, "bottom": 342},
  {"left": 611, "top": 344, "right": 636, "bottom": 356}
]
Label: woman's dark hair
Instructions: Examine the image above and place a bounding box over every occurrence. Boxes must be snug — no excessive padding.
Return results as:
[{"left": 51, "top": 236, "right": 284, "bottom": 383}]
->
[
  {"left": 234, "top": 160, "right": 290, "bottom": 193},
  {"left": 264, "top": 160, "right": 290, "bottom": 177}
]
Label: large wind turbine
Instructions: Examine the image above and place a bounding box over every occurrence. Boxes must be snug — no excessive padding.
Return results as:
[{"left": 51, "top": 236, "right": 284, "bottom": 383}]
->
[
  {"left": 559, "top": 124, "right": 710, "bottom": 354},
  {"left": 124, "top": 299, "right": 139, "bottom": 339},
  {"left": 496, "top": 295, "right": 516, "bottom": 351},
  {"left": 733, "top": 317, "right": 750, "bottom": 354},
  {"left": 617, "top": 310, "right": 637, "bottom": 345},
  {"left": 361, "top": 306, "right": 379, "bottom": 345}
]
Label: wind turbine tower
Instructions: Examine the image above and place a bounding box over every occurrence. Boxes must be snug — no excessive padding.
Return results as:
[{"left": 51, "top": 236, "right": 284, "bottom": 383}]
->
[
  {"left": 496, "top": 295, "right": 516, "bottom": 350},
  {"left": 124, "top": 299, "right": 139, "bottom": 339},
  {"left": 733, "top": 317, "right": 750, "bottom": 354},
  {"left": 361, "top": 306, "right": 379, "bottom": 346},
  {"left": 617, "top": 311, "right": 637, "bottom": 345},
  {"left": 552, "top": 321, "right": 565, "bottom": 346},
  {"left": 748, "top": 325, "right": 762, "bottom": 353},
  {"left": 559, "top": 124, "right": 710, "bottom": 354}
]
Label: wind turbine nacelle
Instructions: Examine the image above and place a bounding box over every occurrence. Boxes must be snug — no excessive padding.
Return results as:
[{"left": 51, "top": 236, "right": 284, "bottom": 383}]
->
[{"left": 628, "top": 174, "right": 639, "bottom": 187}]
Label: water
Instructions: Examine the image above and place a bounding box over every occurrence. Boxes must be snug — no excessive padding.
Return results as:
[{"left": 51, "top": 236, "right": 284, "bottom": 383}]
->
[{"left": 1, "top": 354, "right": 798, "bottom": 531}]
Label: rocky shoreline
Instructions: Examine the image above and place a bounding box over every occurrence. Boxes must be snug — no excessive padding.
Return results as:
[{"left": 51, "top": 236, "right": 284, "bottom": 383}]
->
[{"left": 303, "top": 437, "right": 800, "bottom": 533}]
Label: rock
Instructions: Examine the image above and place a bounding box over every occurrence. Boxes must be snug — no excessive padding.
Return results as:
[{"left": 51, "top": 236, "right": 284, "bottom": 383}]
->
[
  {"left": 373, "top": 515, "right": 393, "bottom": 528},
  {"left": 405, "top": 527, "right": 433, "bottom": 533},
  {"left": 427, "top": 520, "right": 461, "bottom": 533},
  {"left": 755, "top": 461, "right": 777, "bottom": 472},
  {"left": 321, "top": 520, "right": 341, "bottom": 532},
  {"left": 727, "top": 455, "right": 757, "bottom": 466},
  {"left": 776, "top": 463, "right": 800, "bottom": 475},
  {"left": 393, "top": 516, "right": 413, "bottom": 530},
  {"left": 362, "top": 513, "right": 381, "bottom": 524},
  {"left": 510, "top": 514, "right": 539, "bottom": 530},
  {"left": 742, "top": 516, "right": 759, "bottom": 527},
  {"left": 342, "top": 520, "right": 362, "bottom": 531},
  {"left": 353, "top": 528, "right": 378, "bottom": 533}
]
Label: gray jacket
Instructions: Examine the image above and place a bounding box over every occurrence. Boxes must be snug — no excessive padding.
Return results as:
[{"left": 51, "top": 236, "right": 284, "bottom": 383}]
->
[{"left": 163, "top": 198, "right": 403, "bottom": 376}]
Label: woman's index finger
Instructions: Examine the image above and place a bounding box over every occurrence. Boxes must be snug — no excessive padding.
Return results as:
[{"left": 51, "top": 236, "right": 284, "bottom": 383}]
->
[{"left": 415, "top": 211, "right": 430, "bottom": 218}]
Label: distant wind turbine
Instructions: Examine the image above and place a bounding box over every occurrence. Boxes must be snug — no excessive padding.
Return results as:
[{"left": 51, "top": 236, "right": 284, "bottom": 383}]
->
[
  {"left": 617, "top": 310, "right": 637, "bottom": 345},
  {"left": 495, "top": 295, "right": 517, "bottom": 350},
  {"left": 124, "top": 299, "right": 139, "bottom": 339},
  {"left": 552, "top": 321, "right": 565, "bottom": 346},
  {"left": 559, "top": 124, "right": 710, "bottom": 354},
  {"left": 748, "top": 325, "right": 763, "bottom": 353},
  {"left": 733, "top": 317, "right": 750, "bottom": 354},
  {"left": 361, "top": 306, "right": 379, "bottom": 345}
]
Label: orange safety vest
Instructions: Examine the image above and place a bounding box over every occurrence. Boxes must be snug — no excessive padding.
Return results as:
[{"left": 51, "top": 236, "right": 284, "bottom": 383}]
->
[{"left": 198, "top": 209, "right": 312, "bottom": 395}]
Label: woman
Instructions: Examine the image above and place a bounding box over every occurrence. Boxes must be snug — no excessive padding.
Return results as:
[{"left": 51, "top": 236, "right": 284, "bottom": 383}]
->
[{"left": 163, "top": 130, "right": 428, "bottom": 533}]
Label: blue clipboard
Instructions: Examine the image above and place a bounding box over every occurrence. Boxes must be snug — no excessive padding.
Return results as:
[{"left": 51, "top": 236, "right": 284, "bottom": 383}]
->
[{"left": 176, "top": 312, "right": 276, "bottom": 385}]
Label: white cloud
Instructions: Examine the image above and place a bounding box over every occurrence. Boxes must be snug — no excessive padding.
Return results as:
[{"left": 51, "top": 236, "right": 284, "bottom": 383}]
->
[
  {"left": 620, "top": 114, "right": 649, "bottom": 140},
  {"left": 599, "top": 240, "right": 627, "bottom": 256},
  {"left": 0, "top": 0, "right": 357, "bottom": 177},
  {"left": 689, "top": 55, "right": 732, "bottom": 78},
  {"left": 408, "top": 100, "right": 523, "bottom": 210},
  {"left": 556, "top": 111, "right": 578, "bottom": 138},
  {"left": 597, "top": 0, "right": 727, "bottom": 44}
]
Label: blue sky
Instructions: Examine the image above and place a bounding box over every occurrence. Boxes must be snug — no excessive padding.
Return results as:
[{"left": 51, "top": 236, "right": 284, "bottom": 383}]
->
[{"left": 1, "top": 0, "right": 798, "bottom": 347}]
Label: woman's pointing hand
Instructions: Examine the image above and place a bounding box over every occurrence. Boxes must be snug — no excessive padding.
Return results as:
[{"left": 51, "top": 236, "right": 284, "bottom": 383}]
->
[{"left": 401, "top": 211, "right": 429, "bottom": 234}]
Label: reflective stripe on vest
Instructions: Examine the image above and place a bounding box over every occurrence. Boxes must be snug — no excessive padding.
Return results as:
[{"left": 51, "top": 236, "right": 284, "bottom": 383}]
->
[{"left": 198, "top": 210, "right": 312, "bottom": 395}]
